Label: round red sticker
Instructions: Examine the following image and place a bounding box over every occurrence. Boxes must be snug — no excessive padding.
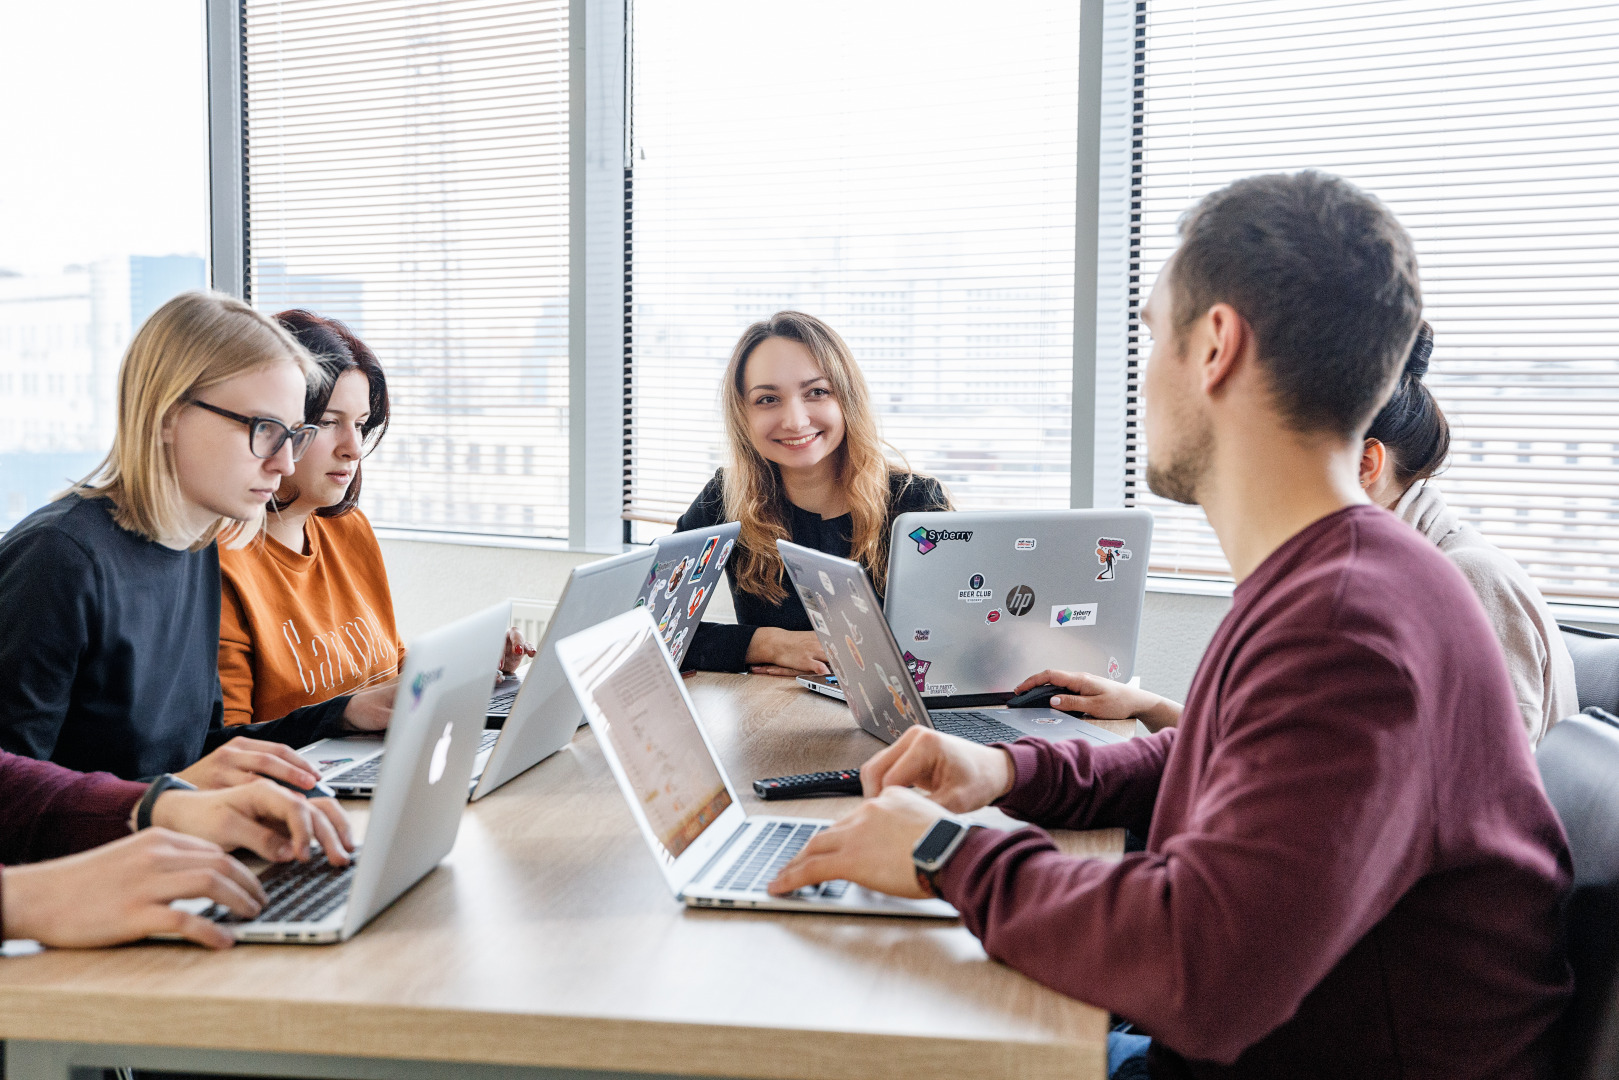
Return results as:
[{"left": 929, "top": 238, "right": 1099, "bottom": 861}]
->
[{"left": 986, "top": 609, "right": 1002, "bottom": 624}]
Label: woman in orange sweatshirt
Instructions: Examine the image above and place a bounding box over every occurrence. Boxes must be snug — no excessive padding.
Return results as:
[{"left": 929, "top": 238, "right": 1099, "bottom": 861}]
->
[{"left": 218, "top": 310, "right": 531, "bottom": 727}]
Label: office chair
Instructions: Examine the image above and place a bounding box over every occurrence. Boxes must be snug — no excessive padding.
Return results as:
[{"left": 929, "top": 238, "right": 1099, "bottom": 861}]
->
[
  {"left": 1536, "top": 712, "right": 1619, "bottom": 1079},
  {"left": 1559, "top": 625, "right": 1619, "bottom": 715}
]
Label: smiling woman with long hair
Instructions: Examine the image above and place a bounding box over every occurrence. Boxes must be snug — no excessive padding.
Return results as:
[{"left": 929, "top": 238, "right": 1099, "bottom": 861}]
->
[{"left": 676, "top": 311, "right": 951, "bottom": 674}]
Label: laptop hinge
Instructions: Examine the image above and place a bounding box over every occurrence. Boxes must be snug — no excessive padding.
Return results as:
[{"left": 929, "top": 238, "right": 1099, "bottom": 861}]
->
[{"left": 922, "top": 692, "right": 1012, "bottom": 710}]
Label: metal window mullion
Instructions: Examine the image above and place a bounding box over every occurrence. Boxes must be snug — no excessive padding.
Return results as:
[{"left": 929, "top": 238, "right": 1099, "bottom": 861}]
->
[{"left": 207, "top": 0, "right": 248, "bottom": 299}]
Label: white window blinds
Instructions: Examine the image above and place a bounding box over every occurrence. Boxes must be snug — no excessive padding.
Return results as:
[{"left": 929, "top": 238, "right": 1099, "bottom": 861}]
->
[
  {"left": 1130, "top": 0, "right": 1619, "bottom": 600},
  {"left": 624, "top": 1, "right": 1082, "bottom": 528},
  {"left": 242, "top": 0, "right": 570, "bottom": 539}
]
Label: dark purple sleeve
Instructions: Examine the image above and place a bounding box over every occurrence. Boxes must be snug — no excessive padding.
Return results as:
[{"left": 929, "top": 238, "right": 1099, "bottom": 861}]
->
[
  {"left": 994, "top": 728, "right": 1175, "bottom": 834},
  {"left": 936, "top": 635, "right": 1434, "bottom": 1064},
  {"left": 0, "top": 750, "right": 147, "bottom": 865}
]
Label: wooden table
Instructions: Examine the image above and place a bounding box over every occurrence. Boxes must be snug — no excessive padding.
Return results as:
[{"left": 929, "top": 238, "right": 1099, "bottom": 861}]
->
[{"left": 0, "top": 674, "right": 1124, "bottom": 1080}]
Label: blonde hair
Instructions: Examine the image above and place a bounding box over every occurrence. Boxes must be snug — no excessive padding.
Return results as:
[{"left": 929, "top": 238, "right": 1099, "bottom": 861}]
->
[
  {"left": 70, "top": 291, "right": 317, "bottom": 550},
  {"left": 721, "top": 311, "right": 939, "bottom": 603}
]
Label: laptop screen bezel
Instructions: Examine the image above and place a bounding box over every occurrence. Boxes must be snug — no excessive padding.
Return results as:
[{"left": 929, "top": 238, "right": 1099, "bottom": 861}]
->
[{"left": 553, "top": 608, "right": 749, "bottom": 899}]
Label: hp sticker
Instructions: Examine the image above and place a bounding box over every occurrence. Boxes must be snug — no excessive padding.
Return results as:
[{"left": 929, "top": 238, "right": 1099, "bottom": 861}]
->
[{"left": 1005, "top": 585, "right": 1036, "bottom": 617}]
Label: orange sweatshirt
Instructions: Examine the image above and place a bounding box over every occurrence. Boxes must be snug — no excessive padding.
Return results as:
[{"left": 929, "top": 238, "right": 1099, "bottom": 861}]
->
[{"left": 218, "top": 509, "right": 404, "bottom": 726}]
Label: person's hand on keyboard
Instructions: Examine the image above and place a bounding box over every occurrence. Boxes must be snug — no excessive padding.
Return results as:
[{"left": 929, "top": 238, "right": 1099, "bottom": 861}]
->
[
  {"left": 0, "top": 830, "right": 266, "bottom": 950},
  {"left": 176, "top": 735, "right": 325, "bottom": 791},
  {"left": 145, "top": 779, "right": 354, "bottom": 867},
  {"left": 1013, "top": 669, "right": 1183, "bottom": 729},
  {"left": 858, "top": 725, "right": 1015, "bottom": 813},
  {"left": 768, "top": 786, "right": 949, "bottom": 901}
]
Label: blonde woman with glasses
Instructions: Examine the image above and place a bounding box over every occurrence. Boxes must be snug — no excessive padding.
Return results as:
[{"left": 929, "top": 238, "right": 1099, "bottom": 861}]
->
[
  {"left": 677, "top": 311, "right": 951, "bottom": 674},
  {"left": 0, "top": 292, "right": 394, "bottom": 788}
]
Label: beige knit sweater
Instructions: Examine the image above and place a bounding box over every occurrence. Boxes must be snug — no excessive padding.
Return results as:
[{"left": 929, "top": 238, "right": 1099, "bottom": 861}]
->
[{"left": 1394, "top": 483, "right": 1577, "bottom": 744}]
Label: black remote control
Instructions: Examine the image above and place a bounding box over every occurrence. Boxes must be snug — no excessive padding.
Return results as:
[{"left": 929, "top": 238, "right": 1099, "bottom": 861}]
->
[{"left": 753, "top": 769, "right": 863, "bottom": 799}]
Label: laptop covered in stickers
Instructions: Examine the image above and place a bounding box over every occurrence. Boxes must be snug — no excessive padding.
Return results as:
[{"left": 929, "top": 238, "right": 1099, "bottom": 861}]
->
[
  {"left": 882, "top": 509, "right": 1153, "bottom": 705},
  {"left": 633, "top": 521, "right": 741, "bottom": 668},
  {"left": 778, "top": 540, "right": 1123, "bottom": 748}
]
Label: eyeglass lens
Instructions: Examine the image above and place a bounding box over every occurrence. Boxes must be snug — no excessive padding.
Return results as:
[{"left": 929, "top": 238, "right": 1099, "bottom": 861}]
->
[{"left": 249, "top": 418, "right": 318, "bottom": 462}]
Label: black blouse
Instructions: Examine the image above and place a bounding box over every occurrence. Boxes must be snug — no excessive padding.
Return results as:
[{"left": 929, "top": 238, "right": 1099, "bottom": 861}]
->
[{"left": 675, "top": 469, "right": 950, "bottom": 672}]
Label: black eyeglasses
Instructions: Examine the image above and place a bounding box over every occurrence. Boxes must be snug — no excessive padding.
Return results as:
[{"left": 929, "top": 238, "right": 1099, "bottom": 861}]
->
[{"left": 188, "top": 400, "right": 319, "bottom": 462}]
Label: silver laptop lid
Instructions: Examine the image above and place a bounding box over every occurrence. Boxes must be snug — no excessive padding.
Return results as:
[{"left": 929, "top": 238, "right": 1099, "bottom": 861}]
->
[
  {"left": 554, "top": 608, "right": 749, "bottom": 898},
  {"left": 340, "top": 600, "right": 510, "bottom": 939},
  {"left": 637, "top": 521, "right": 741, "bottom": 666},
  {"left": 777, "top": 540, "right": 931, "bottom": 744},
  {"left": 473, "top": 547, "right": 658, "bottom": 800},
  {"left": 885, "top": 509, "right": 1153, "bottom": 697}
]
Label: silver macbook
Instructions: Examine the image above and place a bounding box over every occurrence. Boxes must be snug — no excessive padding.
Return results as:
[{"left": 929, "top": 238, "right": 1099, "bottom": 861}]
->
[
  {"left": 633, "top": 521, "right": 741, "bottom": 667},
  {"left": 882, "top": 509, "right": 1153, "bottom": 702},
  {"left": 554, "top": 608, "right": 956, "bottom": 919},
  {"left": 178, "top": 602, "right": 510, "bottom": 943},
  {"left": 779, "top": 541, "right": 1126, "bottom": 748}
]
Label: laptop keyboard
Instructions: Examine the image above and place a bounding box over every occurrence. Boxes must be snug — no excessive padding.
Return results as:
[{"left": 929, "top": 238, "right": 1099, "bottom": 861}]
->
[
  {"left": 713, "top": 821, "right": 850, "bottom": 899},
  {"left": 929, "top": 710, "right": 1027, "bottom": 745},
  {"left": 487, "top": 689, "right": 519, "bottom": 717},
  {"left": 327, "top": 730, "right": 500, "bottom": 787},
  {"left": 208, "top": 857, "right": 357, "bottom": 925}
]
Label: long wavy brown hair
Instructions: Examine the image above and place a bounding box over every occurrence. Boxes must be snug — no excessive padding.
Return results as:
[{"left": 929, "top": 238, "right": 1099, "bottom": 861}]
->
[{"left": 721, "top": 311, "right": 928, "bottom": 604}]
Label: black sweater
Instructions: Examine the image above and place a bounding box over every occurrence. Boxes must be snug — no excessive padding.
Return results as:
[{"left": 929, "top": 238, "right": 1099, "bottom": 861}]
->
[
  {"left": 0, "top": 495, "right": 350, "bottom": 780},
  {"left": 675, "top": 470, "right": 950, "bottom": 672}
]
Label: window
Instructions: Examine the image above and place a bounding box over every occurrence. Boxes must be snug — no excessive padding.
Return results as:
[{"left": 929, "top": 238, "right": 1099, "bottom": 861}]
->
[
  {"left": 242, "top": 0, "right": 570, "bottom": 539},
  {"left": 624, "top": 1, "right": 1084, "bottom": 536},
  {"left": 0, "top": 1, "right": 208, "bottom": 530},
  {"left": 1130, "top": 0, "right": 1619, "bottom": 600}
]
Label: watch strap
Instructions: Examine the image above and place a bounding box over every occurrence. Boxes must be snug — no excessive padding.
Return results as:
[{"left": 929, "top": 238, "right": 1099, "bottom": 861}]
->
[{"left": 135, "top": 774, "right": 197, "bottom": 831}]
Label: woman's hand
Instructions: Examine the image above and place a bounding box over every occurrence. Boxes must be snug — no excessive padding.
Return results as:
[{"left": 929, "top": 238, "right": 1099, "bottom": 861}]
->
[
  {"left": 148, "top": 779, "right": 352, "bottom": 865},
  {"left": 0, "top": 830, "right": 265, "bottom": 949},
  {"left": 175, "top": 736, "right": 323, "bottom": 790},
  {"left": 499, "top": 627, "right": 537, "bottom": 675},
  {"left": 1013, "top": 670, "right": 1184, "bottom": 728},
  {"left": 342, "top": 682, "right": 398, "bottom": 732},
  {"left": 745, "top": 627, "right": 830, "bottom": 677}
]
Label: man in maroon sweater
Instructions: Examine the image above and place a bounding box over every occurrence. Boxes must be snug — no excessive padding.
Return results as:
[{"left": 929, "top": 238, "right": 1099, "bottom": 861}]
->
[
  {"left": 772, "top": 171, "right": 1571, "bottom": 1078},
  {"left": 1, "top": 752, "right": 351, "bottom": 949}
]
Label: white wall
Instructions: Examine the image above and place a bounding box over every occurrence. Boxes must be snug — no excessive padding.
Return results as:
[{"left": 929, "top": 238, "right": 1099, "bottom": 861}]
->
[{"left": 378, "top": 535, "right": 1229, "bottom": 703}]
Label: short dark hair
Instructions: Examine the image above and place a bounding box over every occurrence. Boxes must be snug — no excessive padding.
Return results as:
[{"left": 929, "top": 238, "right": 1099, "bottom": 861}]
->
[
  {"left": 271, "top": 310, "right": 391, "bottom": 518},
  {"left": 1171, "top": 171, "right": 1422, "bottom": 438},
  {"left": 1366, "top": 321, "right": 1449, "bottom": 486}
]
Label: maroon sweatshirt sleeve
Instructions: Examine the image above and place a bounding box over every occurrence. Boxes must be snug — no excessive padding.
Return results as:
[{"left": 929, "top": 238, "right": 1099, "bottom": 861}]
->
[
  {"left": 0, "top": 751, "right": 146, "bottom": 865},
  {"left": 937, "top": 634, "right": 1433, "bottom": 1065},
  {"left": 995, "top": 727, "right": 1176, "bottom": 834}
]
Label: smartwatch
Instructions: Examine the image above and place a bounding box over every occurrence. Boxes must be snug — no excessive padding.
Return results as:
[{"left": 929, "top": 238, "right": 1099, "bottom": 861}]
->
[
  {"left": 135, "top": 773, "right": 197, "bottom": 831},
  {"left": 912, "top": 816, "right": 976, "bottom": 898}
]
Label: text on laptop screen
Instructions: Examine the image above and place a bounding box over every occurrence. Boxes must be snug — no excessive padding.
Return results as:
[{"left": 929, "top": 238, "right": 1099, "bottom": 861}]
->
[{"left": 586, "top": 627, "right": 733, "bottom": 861}]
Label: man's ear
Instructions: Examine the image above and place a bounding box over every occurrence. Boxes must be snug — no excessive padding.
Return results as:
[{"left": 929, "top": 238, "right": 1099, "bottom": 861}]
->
[
  {"left": 1360, "top": 438, "right": 1386, "bottom": 489},
  {"left": 1201, "top": 302, "right": 1254, "bottom": 396}
]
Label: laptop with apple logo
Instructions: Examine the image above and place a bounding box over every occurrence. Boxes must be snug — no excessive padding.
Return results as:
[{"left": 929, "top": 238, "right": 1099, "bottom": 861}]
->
[{"left": 178, "top": 602, "right": 510, "bottom": 943}]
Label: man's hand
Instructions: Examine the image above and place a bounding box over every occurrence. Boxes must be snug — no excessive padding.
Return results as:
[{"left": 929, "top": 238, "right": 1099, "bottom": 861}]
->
[
  {"left": 860, "top": 725, "right": 1015, "bottom": 813},
  {"left": 149, "top": 780, "right": 352, "bottom": 866},
  {"left": 175, "top": 736, "right": 322, "bottom": 791},
  {"left": 342, "top": 682, "right": 397, "bottom": 732},
  {"left": 1014, "top": 669, "right": 1184, "bottom": 729},
  {"left": 500, "top": 627, "right": 537, "bottom": 675},
  {"left": 769, "top": 787, "right": 950, "bottom": 899},
  {"left": 745, "top": 627, "right": 830, "bottom": 677},
  {"left": 0, "top": 830, "right": 265, "bottom": 949}
]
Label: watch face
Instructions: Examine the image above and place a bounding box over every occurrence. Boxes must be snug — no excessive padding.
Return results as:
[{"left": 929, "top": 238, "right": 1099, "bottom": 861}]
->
[{"left": 914, "top": 818, "right": 965, "bottom": 863}]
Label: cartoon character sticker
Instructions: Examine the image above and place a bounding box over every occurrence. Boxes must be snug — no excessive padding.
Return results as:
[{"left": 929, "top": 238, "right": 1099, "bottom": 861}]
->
[
  {"left": 848, "top": 580, "right": 871, "bottom": 614},
  {"left": 876, "top": 662, "right": 915, "bottom": 722},
  {"left": 902, "top": 651, "right": 932, "bottom": 693},
  {"left": 1107, "top": 655, "right": 1122, "bottom": 680},
  {"left": 842, "top": 611, "right": 866, "bottom": 670},
  {"left": 691, "top": 536, "right": 720, "bottom": 580},
  {"left": 670, "top": 627, "right": 688, "bottom": 657},
  {"left": 686, "top": 585, "right": 708, "bottom": 619},
  {"left": 1096, "top": 537, "right": 1133, "bottom": 582},
  {"left": 664, "top": 556, "right": 693, "bottom": 598},
  {"left": 658, "top": 596, "right": 680, "bottom": 640},
  {"left": 808, "top": 609, "right": 830, "bottom": 636},
  {"left": 818, "top": 570, "right": 837, "bottom": 595},
  {"left": 717, "top": 538, "right": 735, "bottom": 569}
]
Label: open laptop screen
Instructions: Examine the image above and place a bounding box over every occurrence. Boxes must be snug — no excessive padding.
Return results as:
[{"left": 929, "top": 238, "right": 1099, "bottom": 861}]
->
[{"left": 573, "top": 619, "right": 733, "bottom": 861}]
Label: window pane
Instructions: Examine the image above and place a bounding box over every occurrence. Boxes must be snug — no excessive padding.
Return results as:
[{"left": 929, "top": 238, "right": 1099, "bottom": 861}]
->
[
  {"left": 0, "top": 1, "right": 208, "bottom": 529},
  {"left": 626, "top": 1, "right": 1081, "bottom": 524},
  {"left": 243, "top": 0, "right": 570, "bottom": 539},
  {"left": 1132, "top": 0, "right": 1619, "bottom": 600}
]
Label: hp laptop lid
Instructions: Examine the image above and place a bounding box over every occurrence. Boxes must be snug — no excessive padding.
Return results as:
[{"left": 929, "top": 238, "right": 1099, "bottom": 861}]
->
[
  {"left": 471, "top": 547, "right": 658, "bottom": 800},
  {"left": 885, "top": 509, "right": 1153, "bottom": 699},
  {"left": 554, "top": 608, "right": 954, "bottom": 918},
  {"left": 635, "top": 521, "right": 741, "bottom": 667},
  {"left": 188, "top": 602, "right": 509, "bottom": 943},
  {"left": 778, "top": 541, "right": 1123, "bottom": 747}
]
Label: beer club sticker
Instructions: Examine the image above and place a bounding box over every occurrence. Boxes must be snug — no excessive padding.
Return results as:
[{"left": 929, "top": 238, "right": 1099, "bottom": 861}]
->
[
  {"left": 958, "top": 570, "right": 993, "bottom": 603},
  {"left": 1049, "top": 603, "right": 1099, "bottom": 628}
]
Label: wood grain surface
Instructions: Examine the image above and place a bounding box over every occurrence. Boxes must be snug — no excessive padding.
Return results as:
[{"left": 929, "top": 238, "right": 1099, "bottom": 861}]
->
[{"left": 0, "top": 673, "right": 1124, "bottom": 1080}]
